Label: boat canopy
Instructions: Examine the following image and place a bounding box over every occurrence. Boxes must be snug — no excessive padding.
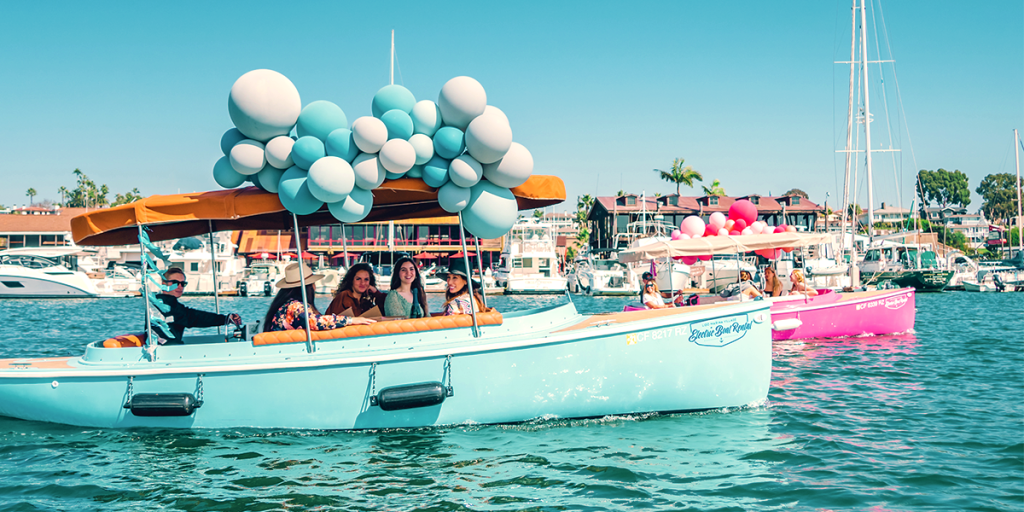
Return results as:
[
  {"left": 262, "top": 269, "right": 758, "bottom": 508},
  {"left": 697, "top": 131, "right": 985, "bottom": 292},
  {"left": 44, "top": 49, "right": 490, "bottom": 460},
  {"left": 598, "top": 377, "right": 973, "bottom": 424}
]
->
[
  {"left": 71, "top": 176, "right": 566, "bottom": 247},
  {"left": 617, "top": 232, "right": 833, "bottom": 263}
]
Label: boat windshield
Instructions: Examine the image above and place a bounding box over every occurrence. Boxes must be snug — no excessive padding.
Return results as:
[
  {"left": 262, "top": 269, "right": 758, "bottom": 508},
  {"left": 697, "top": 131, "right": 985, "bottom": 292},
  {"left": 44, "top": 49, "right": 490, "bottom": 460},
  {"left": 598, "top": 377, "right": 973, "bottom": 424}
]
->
[
  {"left": 0, "top": 255, "right": 64, "bottom": 269},
  {"left": 593, "top": 260, "right": 624, "bottom": 271}
]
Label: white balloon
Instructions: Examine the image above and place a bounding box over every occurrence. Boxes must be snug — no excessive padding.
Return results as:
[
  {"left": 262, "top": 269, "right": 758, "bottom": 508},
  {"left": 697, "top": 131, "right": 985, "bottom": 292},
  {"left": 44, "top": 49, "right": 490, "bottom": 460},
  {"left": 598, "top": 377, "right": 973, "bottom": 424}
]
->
[
  {"left": 229, "top": 139, "right": 266, "bottom": 175},
  {"left": 265, "top": 136, "right": 294, "bottom": 169},
  {"left": 438, "top": 181, "right": 471, "bottom": 213},
  {"left": 352, "top": 152, "right": 386, "bottom": 190},
  {"left": 351, "top": 116, "right": 388, "bottom": 153},
  {"left": 411, "top": 100, "right": 443, "bottom": 136},
  {"left": 307, "top": 156, "right": 356, "bottom": 203},
  {"left": 437, "top": 76, "right": 486, "bottom": 129},
  {"left": 465, "top": 110, "right": 513, "bottom": 164},
  {"left": 448, "top": 154, "right": 483, "bottom": 188},
  {"left": 378, "top": 139, "right": 416, "bottom": 175},
  {"left": 483, "top": 105, "right": 509, "bottom": 125},
  {"left": 257, "top": 165, "right": 285, "bottom": 193},
  {"left": 409, "top": 133, "right": 434, "bottom": 165},
  {"left": 482, "top": 142, "right": 533, "bottom": 188},
  {"left": 227, "top": 69, "right": 301, "bottom": 142}
]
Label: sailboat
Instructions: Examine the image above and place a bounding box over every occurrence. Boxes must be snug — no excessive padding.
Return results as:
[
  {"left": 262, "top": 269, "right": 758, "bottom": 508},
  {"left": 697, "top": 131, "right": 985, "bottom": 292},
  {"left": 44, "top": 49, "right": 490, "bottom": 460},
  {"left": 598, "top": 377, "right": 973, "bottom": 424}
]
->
[{"left": 836, "top": 0, "right": 953, "bottom": 291}]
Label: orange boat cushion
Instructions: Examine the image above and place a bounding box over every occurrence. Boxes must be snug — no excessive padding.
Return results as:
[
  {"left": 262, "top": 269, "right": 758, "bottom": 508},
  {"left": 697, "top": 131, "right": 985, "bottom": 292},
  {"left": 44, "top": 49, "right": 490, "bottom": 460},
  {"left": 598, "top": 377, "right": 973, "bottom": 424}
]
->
[
  {"left": 102, "top": 333, "right": 147, "bottom": 348},
  {"left": 252, "top": 311, "right": 504, "bottom": 346}
]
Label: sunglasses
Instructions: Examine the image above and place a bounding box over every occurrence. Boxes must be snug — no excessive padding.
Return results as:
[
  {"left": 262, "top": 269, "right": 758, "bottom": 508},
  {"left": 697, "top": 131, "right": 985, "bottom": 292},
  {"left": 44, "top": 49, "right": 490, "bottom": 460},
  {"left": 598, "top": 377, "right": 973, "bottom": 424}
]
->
[{"left": 164, "top": 279, "right": 187, "bottom": 287}]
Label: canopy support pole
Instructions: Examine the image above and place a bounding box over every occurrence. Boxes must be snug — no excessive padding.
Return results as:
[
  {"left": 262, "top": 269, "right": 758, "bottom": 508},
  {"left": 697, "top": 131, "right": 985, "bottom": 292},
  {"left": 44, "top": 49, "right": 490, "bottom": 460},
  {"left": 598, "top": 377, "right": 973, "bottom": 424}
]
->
[
  {"left": 293, "top": 213, "right": 314, "bottom": 353},
  {"left": 139, "top": 224, "right": 153, "bottom": 349},
  {"left": 458, "top": 212, "right": 480, "bottom": 337},
  {"left": 208, "top": 221, "right": 221, "bottom": 334},
  {"left": 341, "top": 224, "right": 350, "bottom": 271},
  {"left": 472, "top": 232, "right": 488, "bottom": 310}
]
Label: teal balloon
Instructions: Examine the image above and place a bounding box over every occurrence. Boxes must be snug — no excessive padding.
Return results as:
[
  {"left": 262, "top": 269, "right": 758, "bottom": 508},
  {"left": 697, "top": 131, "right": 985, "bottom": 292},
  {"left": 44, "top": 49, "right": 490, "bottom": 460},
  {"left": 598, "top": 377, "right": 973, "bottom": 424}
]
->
[
  {"left": 292, "top": 136, "right": 325, "bottom": 170},
  {"left": 257, "top": 165, "right": 286, "bottom": 193},
  {"left": 438, "top": 181, "right": 470, "bottom": 213},
  {"left": 462, "top": 181, "right": 518, "bottom": 239},
  {"left": 380, "top": 109, "right": 414, "bottom": 140},
  {"left": 406, "top": 164, "right": 424, "bottom": 178},
  {"left": 328, "top": 186, "right": 374, "bottom": 223},
  {"left": 385, "top": 170, "right": 405, "bottom": 180},
  {"left": 220, "top": 128, "right": 246, "bottom": 156},
  {"left": 248, "top": 171, "right": 267, "bottom": 192},
  {"left": 433, "top": 126, "right": 465, "bottom": 160},
  {"left": 296, "top": 100, "right": 348, "bottom": 141},
  {"left": 278, "top": 166, "right": 324, "bottom": 215},
  {"left": 371, "top": 84, "right": 415, "bottom": 118},
  {"left": 213, "top": 157, "right": 246, "bottom": 188},
  {"left": 325, "top": 128, "right": 360, "bottom": 163},
  {"left": 422, "top": 155, "right": 451, "bottom": 188}
]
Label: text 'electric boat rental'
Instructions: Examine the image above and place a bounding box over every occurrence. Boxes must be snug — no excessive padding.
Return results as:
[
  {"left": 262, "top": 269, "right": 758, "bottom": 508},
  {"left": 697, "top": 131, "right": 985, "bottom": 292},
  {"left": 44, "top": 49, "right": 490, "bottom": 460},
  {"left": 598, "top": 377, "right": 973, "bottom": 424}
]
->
[{"left": 0, "top": 179, "right": 772, "bottom": 429}]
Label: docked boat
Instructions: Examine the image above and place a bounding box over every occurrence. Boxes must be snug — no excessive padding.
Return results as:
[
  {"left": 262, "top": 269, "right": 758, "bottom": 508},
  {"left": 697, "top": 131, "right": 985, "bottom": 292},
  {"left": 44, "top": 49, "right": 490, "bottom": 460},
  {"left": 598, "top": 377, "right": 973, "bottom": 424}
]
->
[
  {"left": 493, "top": 218, "right": 568, "bottom": 294},
  {"left": 166, "top": 233, "right": 247, "bottom": 296},
  {"left": 0, "top": 178, "right": 774, "bottom": 429},
  {"left": 619, "top": 231, "right": 916, "bottom": 340},
  {"left": 858, "top": 243, "right": 954, "bottom": 292},
  {"left": 238, "top": 260, "right": 286, "bottom": 297},
  {"left": 0, "top": 247, "right": 136, "bottom": 298},
  {"left": 575, "top": 255, "right": 641, "bottom": 296}
]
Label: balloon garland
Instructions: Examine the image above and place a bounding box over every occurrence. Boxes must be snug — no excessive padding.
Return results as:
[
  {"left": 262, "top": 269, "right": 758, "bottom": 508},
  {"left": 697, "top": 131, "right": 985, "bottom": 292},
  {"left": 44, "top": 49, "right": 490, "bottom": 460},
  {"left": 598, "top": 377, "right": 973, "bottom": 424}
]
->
[
  {"left": 214, "top": 70, "right": 534, "bottom": 239},
  {"left": 668, "top": 199, "right": 797, "bottom": 262}
]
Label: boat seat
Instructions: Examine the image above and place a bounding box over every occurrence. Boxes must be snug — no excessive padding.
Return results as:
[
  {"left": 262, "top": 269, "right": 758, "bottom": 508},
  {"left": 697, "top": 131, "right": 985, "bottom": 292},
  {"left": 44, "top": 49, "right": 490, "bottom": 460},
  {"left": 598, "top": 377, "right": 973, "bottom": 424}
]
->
[
  {"left": 102, "top": 333, "right": 147, "bottom": 348},
  {"left": 251, "top": 311, "right": 504, "bottom": 346}
]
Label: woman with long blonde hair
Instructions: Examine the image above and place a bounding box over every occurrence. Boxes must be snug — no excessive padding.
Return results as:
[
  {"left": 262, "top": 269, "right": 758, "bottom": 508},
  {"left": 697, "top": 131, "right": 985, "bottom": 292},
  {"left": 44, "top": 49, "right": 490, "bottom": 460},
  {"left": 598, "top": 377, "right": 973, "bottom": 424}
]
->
[
  {"left": 789, "top": 269, "right": 818, "bottom": 296},
  {"left": 763, "top": 266, "right": 782, "bottom": 297}
]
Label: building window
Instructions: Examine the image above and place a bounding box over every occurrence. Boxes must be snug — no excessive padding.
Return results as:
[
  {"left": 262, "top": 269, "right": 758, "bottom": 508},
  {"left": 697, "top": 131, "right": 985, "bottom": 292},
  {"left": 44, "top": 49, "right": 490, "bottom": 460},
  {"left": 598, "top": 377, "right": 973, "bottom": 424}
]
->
[
  {"left": 190, "top": 262, "right": 199, "bottom": 272},
  {"left": 710, "top": 197, "right": 719, "bottom": 206},
  {"left": 626, "top": 196, "right": 636, "bottom": 206},
  {"left": 749, "top": 197, "right": 759, "bottom": 205},
  {"left": 792, "top": 197, "right": 801, "bottom": 205}
]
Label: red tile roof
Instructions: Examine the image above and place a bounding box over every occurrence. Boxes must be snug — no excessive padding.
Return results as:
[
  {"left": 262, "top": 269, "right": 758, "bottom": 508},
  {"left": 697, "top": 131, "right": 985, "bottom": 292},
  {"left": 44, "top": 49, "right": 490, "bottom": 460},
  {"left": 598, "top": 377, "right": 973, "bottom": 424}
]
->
[
  {"left": 591, "top": 194, "right": 821, "bottom": 217},
  {"left": 0, "top": 208, "right": 91, "bottom": 233}
]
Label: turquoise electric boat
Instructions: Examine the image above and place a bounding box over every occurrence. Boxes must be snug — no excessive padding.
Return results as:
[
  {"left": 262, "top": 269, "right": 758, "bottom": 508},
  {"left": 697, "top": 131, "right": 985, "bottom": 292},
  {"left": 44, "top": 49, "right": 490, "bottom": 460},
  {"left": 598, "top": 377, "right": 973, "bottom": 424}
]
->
[{"left": 0, "top": 179, "right": 772, "bottom": 429}]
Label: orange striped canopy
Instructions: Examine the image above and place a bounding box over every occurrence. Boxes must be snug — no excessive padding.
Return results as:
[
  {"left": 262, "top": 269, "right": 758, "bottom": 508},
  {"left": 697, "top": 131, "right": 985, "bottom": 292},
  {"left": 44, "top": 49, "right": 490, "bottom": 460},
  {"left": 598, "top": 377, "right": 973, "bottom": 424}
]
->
[{"left": 72, "top": 175, "right": 565, "bottom": 246}]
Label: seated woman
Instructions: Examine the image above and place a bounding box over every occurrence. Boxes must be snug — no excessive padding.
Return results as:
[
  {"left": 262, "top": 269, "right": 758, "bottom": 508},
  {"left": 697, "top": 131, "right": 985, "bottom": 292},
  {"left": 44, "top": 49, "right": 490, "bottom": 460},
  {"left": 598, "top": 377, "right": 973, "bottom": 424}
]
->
[
  {"left": 264, "top": 263, "right": 375, "bottom": 332},
  {"left": 438, "top": 260, "right": 485, "bottom": 316},
  {"left": 789, "top": 269, "right": 818, "bottom": 297},
  {"left": 738, "top": 270, "right": 763, "bottom": 300},
  {"left": 641, "top": 272, "right": 684, "bottom": 309},
  {"left": 325, "top": 263, "right": 387, "bottom": 317},
  {"left": 762, "top": 266, "right": 783, "bottom": 297},
  {"left": 384, "top": 256, "right": 428, "bottom": 318},
  {"left": 155, "top": 266, "right": 242, "bottom": 344}
]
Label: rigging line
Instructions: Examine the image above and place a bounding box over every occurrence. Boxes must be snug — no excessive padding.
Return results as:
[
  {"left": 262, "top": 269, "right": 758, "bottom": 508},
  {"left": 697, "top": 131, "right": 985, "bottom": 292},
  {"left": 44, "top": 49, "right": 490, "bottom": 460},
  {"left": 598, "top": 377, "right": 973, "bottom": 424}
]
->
[
  {"left": 868, "top": 0, "right": 903, "bottom": 213},
  {"left": 394, "top": 46, "right": 405, "bottom": 86},
  {"left": 876, "top": 0, "right": 920, "bottom": 204}
]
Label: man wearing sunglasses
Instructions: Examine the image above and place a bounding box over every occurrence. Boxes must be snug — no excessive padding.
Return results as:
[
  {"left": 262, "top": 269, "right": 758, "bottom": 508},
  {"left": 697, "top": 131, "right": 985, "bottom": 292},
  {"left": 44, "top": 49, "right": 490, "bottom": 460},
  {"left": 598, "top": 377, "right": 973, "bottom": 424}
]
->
[{"left": 154, "top": 266, "right": 242, "bottom": 344}]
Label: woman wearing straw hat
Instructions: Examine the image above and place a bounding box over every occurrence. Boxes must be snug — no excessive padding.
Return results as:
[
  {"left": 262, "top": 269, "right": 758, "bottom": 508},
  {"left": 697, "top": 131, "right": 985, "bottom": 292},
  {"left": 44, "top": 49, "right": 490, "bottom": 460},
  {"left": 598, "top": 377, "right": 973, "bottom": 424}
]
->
[
  {"left": 262, "top": 263, "right": 376, "bottom": 332},
  {"left": 437, "top": 259, "right": 485, "bottom": 316}
]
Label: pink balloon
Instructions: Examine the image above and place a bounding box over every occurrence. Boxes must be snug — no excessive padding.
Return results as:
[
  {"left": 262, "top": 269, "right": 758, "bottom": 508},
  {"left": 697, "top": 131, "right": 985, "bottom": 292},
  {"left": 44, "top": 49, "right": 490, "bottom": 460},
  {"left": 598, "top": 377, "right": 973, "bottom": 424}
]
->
[
  {"left": 708, "top": 212, "right": 727, "bottom": 229},
  {"left": 734, "top": 219, "right": 747, "bottom": 231},
  {"left": 729, "top": 230, "right": 741, "bottom": 236},
  {"left": 773, "top": 226, "right": 786, "bottom": 234},
  {"left": 703, "top": 226, "right": 717, "bottom": 237},
  {"left": 729, "top": 199, "right": 758, "bottom": 225},
  {"left": 749, "top": 222, "right": 763, "bottom": 235},
  {"left": 698, "top": 254, "right": 711, "bottom": 261},
  {"left": 679, "top": 233, "right": 691, "bottom": 240},
  {"left": 786, "top": 225, "right": 797, "bottom": 233},
  {"left": 741, "top": 227, "right": 753, "bottom": 235},
  {"left": 724, "top": 219, "right": 735, "bottom": 231},
  {"left": 718, "top": 228, "right": 729, "bottom": 236},
  {"left": 671, "top": 229, "right": 682, "bottom": 240},
  {"left": 680, "top": 216, "right": 706, "bottom": 238},
  {"left": 681, "top": 256, "right": 699, "bottom": 265}
]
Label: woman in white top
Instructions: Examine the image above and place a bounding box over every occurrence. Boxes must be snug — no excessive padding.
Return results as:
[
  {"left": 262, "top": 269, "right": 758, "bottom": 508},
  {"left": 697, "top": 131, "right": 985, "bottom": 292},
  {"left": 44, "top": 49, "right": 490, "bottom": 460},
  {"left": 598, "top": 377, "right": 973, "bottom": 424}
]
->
[{"left": 641, "top": 272, "right": 681, "bottom": 309}]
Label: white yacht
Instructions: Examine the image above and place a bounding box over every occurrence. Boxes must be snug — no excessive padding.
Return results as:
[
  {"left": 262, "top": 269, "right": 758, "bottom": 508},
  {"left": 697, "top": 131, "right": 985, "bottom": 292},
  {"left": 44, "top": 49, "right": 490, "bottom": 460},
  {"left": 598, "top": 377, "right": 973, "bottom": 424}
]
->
[
  {"left": 494, "top": 219, "right": 568, "bottom": 294},
  {"left": 696, "top": 254, "right": 757, "bottom": 294},
  {"left": 616, "top": 217, "right": 691, "bottom": 293},
  {"left": 165, "top": 233, "right": 247, "bottom": 296},
  {"left": 575, "top": 255, "right": 640, "bottom": 296},
  {"left": 238, "top": 260, "right": 286, "bottom": 297},
  {"left": 0, "top": 247, "right": 136, "bottom": 298}
]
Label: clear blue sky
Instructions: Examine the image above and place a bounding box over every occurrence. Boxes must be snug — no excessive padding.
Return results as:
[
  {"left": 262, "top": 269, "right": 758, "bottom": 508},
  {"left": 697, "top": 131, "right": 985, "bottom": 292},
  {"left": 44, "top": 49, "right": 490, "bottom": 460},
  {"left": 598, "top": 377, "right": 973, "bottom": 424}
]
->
[{"left": 1, "top": 1, "right": 1021, "bottom": 215}]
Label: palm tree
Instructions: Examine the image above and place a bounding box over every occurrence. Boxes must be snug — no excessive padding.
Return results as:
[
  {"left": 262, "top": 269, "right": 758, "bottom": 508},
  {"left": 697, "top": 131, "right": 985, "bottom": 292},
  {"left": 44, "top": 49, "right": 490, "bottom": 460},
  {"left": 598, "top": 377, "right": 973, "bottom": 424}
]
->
[
  {"left": 533, "top": 209, "right": 544, "bottom": 219},
  {"left": 57, "top": 186, "right": 68, "bottom": 206},
  {"left": 653, "top": 158, "right": 703, "bottom": 195},
  {"left": 26, "top": 188, "right": 37, "bottom": 205},
  {"left": 701, "top": 179, "right": 726, "bottom": 196}
]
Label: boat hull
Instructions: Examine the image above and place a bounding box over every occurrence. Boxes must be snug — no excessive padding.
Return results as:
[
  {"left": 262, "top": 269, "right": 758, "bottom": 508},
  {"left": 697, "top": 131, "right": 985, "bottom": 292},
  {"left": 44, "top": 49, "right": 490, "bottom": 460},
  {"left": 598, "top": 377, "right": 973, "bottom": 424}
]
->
[
  {"left": 862, "top": 270, "right": 953, "bottom": 292},
  {"left": 770, "top": 288, "right": 915, "bottom": 341},
  {"left": 0, "top": 302, "right": 771, "bottom": 429},
  {"left": 0, "top": 271, "right": 98, "bottom": 298}
]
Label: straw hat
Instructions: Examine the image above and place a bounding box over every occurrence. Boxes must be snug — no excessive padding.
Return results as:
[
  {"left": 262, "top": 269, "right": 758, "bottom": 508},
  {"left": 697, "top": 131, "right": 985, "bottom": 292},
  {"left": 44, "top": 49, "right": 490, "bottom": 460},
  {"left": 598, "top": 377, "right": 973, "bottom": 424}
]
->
[{"left": 275, "top": 262, "right": 324, "bottom": 288}]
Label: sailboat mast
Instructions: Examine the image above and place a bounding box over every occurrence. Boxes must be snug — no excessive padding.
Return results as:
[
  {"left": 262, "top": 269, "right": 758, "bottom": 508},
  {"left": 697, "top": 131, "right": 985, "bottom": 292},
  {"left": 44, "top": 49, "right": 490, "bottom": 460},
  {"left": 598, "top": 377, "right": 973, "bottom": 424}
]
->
[
  {"left": 840, "top": 0, "right": 857, "bottom": 255},
  {"left": 860, "top": 0, "right": 874, "bottom": 241},
  {"left": 1016, "top": 129, "right": 1022, "bottom": 255},
  {"left": 390, "top": 30, "right": 395, "bottom": 86}
]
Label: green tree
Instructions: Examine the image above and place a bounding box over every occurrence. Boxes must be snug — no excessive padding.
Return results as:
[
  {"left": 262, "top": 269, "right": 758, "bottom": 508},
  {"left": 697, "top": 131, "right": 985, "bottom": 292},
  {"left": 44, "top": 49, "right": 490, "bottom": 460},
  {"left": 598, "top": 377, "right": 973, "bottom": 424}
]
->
[
  {"left": 616, "top": 190, "right": 625, "bottom": 197},
  {"left": 576, "top": 226, "right": 590, "bottom": 246},
  {"left": 575, "top": 194, "right": 595, "bottom": 224},
  {"left": 57, "top": 186, "right": 68, "bottom": 207},
  {"left": 533, "top": 209, "right": 544, "bottom": 219},
  {"left": 784, "top": 188, "right": 809, "bottom": 199},
  {"left": 653, "top": 158, "right": 703, "bottom": 196},
  {"left": 65, "top": 169, "right": 110, "bottom": 208},
  {"left": 112, "top": 188, "right": 143, "bottom": 206},
  {"left": 25, "top": 188, "right": 37, "bottom": 205},
  {"left": 975, "top": 173, "right": 1022, "bottom": 225},
  {"left": 565, "top": 246, "right": 577, "bottom": 262},
  {"left": 701, "top": 179, "right": 726, "bottom": 196},
  {"left": 917, "top": 169, "right": 971, "bottom": 210}
]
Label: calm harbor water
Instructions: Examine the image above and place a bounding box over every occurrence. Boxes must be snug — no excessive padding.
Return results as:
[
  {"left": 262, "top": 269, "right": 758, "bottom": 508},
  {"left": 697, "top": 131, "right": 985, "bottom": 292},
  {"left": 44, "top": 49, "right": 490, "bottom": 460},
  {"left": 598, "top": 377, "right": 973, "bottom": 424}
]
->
[{"left": 0, "top": 292, "right": 1021, "bottom": 511}]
